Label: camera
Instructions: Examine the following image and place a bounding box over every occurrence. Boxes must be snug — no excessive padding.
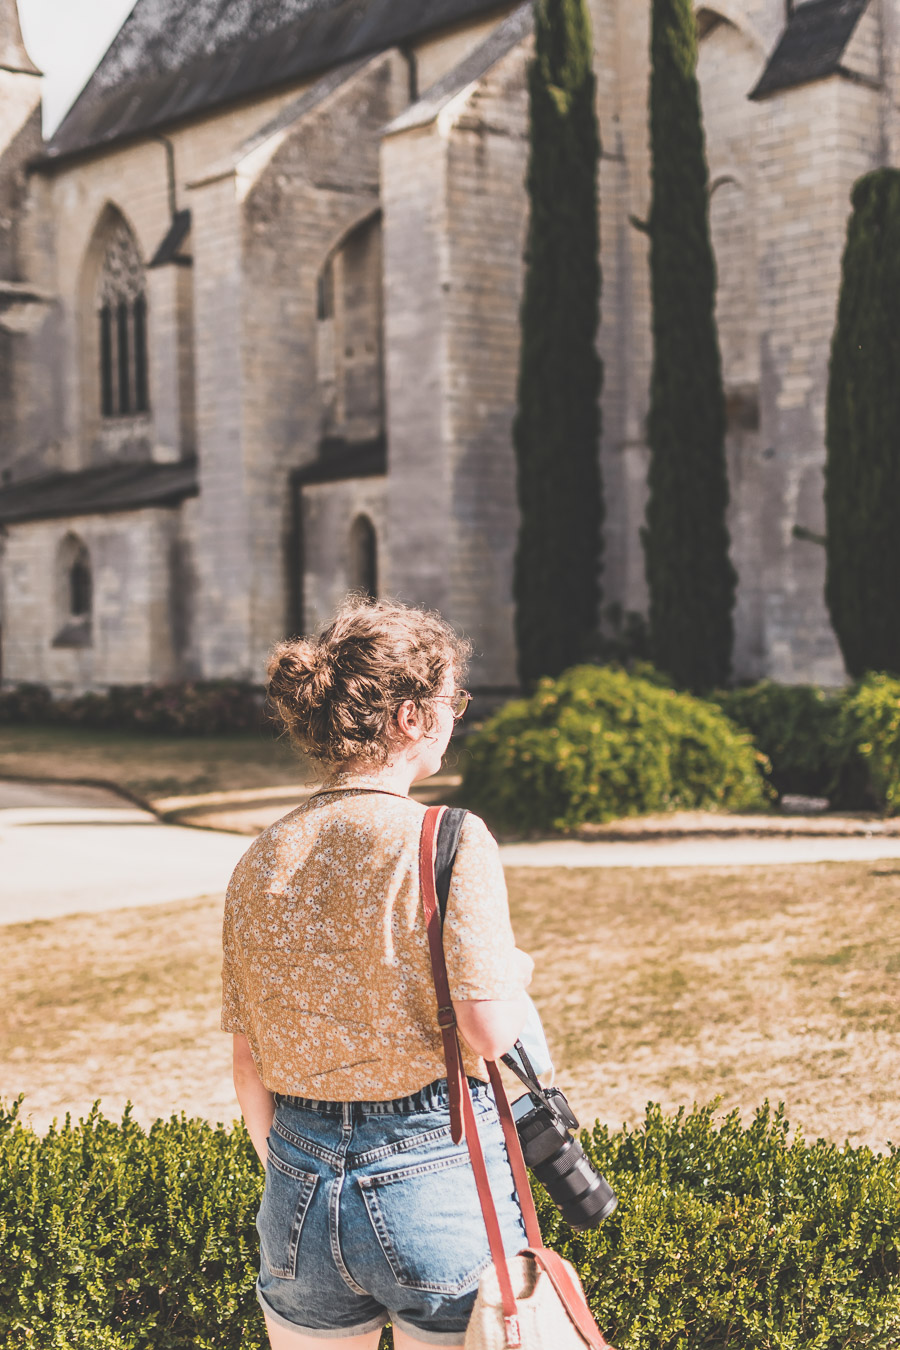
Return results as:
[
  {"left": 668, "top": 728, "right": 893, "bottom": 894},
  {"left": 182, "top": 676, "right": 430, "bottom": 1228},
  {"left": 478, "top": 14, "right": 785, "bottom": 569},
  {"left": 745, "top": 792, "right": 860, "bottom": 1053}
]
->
[{"left": 503, "top": 1047, "right": 617, "bottom": 1232}]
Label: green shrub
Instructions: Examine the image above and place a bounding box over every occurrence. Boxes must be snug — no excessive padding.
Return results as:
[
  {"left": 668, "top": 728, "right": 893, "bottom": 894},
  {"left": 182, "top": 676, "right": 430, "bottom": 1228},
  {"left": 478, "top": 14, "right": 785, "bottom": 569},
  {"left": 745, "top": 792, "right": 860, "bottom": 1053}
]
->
[
  {"left": 462, "top": 665, "right": 770, "bottom": 832},
  {"left": 544, "top": 1101, "right": 900, "bottom": 1350},
  {"left": 712, "top": 681, "right": 843, "bottom": 800},
  {"left": 3, "top": 1097, "right": 899, "bottom": 1349},
  {"left": 0, "top": 1099, "right": 264, "bottom": 1349},
  {"left": 0, "top": 680, "right": 266, "bottom": 736},
  {"left": 834, "top": 673, "right": 900, "bottom": 815}
]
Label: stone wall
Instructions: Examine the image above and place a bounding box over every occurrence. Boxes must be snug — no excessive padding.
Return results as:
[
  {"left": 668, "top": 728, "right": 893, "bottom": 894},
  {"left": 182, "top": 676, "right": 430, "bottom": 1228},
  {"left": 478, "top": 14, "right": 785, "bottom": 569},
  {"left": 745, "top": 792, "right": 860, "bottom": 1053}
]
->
[
  {"left": 235, "top": 52, "right": 407, "bottom": 675},
  {"left": 754, "top": 74, "right": 881, "bottom": 684},
  {"left": 0, "top": 507, "right": 184, "bottom": 690},
  {"left": 301, "top": 478, "right": 387, "bottom": 633},
  {"left": 0, "top": 66, "right": 43, "bottom": 483},
  {"left": 383, "top": 34, "right": 530, "bottom": 692}
]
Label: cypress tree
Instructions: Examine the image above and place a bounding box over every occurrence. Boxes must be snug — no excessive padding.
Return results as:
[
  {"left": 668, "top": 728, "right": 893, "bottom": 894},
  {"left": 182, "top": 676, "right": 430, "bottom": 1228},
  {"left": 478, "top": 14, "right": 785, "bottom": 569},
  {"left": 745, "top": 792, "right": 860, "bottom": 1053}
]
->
[
  {"left": 825, "top": 168, "right": 900, "bottom": 677},
  {"left": 512, "top": 0, "right": 602, "bottom": 686},
  {"left": 642, "top": 0, "right": 735, "bottom": 692}
]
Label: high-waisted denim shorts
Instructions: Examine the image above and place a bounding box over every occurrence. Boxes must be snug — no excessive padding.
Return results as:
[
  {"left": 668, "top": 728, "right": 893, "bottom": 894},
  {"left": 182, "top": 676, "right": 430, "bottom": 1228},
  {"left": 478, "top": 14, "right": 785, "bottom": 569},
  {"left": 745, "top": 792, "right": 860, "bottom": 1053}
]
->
[{"left": 256, "top": 1078, "right": 526, "bottom": 1344}]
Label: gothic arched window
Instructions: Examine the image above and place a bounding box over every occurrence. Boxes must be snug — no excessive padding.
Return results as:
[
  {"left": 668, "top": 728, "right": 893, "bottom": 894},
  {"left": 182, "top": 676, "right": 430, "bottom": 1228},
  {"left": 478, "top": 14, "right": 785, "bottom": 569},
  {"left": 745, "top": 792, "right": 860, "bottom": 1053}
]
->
[
  {"left": 52, "top": 533, "right": 93, "bottom": 648},
  {"left": 316, "top": 213, "right": 383, "bottom": 442},
  {"left": 96, "top": 217, "right": 149, "bottom": 418},
  {"left": 349, "top": 514, "right": 378, "bottom": 599}
]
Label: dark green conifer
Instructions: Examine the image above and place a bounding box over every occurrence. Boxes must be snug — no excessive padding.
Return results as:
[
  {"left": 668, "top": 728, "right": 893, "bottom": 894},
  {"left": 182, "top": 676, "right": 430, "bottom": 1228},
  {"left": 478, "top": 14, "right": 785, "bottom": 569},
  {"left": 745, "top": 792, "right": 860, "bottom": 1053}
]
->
[
  {"left": 642, "top": 0, "right": 735, "bottom": 692},
  {"left": 825, "top": 168, "right": 900, "bottom": 677},
  {"left": 512, "top": 0, "right": 602, "bottom": 686}
]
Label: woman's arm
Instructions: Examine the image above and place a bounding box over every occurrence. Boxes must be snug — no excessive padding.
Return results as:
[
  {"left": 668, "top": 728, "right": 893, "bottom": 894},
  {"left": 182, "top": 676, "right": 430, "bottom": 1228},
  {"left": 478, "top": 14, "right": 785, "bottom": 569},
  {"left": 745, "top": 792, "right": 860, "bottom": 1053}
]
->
[
  {"left": 452, "top": 993, "right": 530, "bottom": 1062},
  {"left": 452, "top": 946, "right": 534, "bottom": 1060},
  {"left": 232, "top": 1033, "right": 275, "bottom": 1166}
]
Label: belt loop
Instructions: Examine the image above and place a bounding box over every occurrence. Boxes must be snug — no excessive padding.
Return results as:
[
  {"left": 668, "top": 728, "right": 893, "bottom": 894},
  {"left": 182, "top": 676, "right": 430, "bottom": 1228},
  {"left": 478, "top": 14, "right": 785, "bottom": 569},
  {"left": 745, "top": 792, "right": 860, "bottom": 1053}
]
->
[{"left": 342, "top": 1101, "right": 352, "bottom": 1129}]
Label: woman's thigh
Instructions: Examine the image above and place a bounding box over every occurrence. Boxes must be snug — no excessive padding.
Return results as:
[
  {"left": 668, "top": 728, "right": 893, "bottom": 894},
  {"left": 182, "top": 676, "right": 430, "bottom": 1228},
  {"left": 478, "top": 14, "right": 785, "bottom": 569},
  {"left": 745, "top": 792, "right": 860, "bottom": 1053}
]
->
[{"left": 262, "top": 1317, "right": 384, "bottom": 1350}]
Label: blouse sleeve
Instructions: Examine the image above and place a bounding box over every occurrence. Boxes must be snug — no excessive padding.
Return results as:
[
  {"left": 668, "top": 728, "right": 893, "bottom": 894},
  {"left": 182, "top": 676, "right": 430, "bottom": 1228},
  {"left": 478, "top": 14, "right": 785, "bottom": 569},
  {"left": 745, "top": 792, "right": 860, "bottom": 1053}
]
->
[
  {"left": 442, "top": 813, "right": 528, "bottom": 1002},
  {"left": 220, "top": 873, "right": 246, "bottom": 1035}
]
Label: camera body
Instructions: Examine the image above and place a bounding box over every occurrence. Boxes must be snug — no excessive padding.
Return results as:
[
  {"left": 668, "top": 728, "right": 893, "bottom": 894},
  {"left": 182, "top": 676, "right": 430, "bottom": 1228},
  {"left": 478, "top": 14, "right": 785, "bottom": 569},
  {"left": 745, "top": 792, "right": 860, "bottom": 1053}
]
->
[{"left": 510, "top": 1083, "right": 617, "bottom": 1232}]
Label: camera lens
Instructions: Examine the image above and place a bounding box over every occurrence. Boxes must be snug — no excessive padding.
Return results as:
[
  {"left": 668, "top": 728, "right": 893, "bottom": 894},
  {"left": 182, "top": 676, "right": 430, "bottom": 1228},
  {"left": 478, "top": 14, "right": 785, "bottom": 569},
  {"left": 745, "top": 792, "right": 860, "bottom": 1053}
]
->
[{"left": 516, "top": 1104, "right": 617, "bottom": 1232}]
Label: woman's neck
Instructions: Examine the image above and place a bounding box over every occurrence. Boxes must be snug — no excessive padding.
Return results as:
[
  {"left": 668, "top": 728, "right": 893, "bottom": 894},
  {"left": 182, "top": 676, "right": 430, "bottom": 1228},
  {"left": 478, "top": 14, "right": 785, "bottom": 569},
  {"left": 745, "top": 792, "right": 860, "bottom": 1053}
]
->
[{"left": 326, "top": 759, "right": 418, "bottom": 797}]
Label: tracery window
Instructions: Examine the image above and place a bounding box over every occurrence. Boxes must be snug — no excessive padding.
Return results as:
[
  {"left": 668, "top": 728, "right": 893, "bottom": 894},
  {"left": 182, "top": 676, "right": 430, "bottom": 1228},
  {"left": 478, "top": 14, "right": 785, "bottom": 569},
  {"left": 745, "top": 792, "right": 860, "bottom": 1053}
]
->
[{"left": 97, "top": 219, "right": 149, "bottom": 417}]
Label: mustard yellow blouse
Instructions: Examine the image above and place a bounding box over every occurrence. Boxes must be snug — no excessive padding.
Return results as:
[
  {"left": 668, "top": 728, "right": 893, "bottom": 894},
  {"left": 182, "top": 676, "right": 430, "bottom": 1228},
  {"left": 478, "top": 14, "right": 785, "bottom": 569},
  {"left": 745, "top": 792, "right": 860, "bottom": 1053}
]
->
[{"left": 221, "top": 788, "right": 527, "bottom": 1100}]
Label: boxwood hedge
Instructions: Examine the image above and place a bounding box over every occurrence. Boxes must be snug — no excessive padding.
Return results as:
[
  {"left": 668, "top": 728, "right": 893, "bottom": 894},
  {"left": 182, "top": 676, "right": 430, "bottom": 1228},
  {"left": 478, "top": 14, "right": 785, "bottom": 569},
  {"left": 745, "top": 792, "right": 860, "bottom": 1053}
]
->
[
  {"left": 461, "top": 665, "right": 771, "bottom": 832},
  {"left": 715, "top": 673, "right": 900, "bottom": 814},
  {"left": 2, "top": 1098, "right": 898, "bottom": 1349}
]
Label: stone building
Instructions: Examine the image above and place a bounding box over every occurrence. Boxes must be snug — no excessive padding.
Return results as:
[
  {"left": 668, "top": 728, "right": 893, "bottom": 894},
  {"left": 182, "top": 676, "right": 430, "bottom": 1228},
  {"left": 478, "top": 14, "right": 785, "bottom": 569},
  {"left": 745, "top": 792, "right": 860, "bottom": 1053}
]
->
[{"left": 0, "top": 0, "right": 891, "bottom": 694}]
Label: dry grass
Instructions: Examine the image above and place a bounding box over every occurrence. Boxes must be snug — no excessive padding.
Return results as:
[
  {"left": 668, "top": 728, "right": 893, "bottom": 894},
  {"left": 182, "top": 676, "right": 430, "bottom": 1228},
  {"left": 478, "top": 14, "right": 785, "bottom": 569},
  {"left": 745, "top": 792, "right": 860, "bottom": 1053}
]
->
[
  {"left": 0, "top": 725, "right": 311, "bottom": 802},
  {"left": 2, "top": 862, "right": 899, "bottom": 1147}
]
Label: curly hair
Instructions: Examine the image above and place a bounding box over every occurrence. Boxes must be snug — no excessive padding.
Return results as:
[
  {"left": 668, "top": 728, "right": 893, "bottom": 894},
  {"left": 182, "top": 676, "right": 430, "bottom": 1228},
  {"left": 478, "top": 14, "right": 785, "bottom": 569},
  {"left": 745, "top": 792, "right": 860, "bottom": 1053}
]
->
[{"left": 266, "top": 597, "right": 471, "bottom": 768}]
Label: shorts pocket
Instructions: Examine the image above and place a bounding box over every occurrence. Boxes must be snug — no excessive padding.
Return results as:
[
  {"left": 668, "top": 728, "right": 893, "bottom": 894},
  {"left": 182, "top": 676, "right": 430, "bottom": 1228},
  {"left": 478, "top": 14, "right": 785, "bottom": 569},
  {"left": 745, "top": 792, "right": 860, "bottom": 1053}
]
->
[
  {"left": 359, "top": 1151, "right": 491, "bottom": 1295},
  {"left": 258, "top": 1146, "right": 318, "bottom": 1280}
]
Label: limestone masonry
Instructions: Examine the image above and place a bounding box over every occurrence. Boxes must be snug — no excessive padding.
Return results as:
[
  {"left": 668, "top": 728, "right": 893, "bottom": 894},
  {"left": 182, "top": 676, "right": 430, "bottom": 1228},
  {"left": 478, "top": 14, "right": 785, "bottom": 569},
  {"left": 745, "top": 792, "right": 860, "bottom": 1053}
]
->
[{"left": 0, "top": 0, "right": 889, "bottom": 693}]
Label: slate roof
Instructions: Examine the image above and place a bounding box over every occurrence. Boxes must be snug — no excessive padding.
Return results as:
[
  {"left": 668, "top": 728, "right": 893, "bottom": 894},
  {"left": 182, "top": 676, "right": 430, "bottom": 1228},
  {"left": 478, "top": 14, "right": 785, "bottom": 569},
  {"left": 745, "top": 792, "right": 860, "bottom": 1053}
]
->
[
  {"left": 44, "top": 0, "right": 512, "bottom": 163},
  {"left": 386, "top": 2, "right": 531, "bottom": 135},
  {"left": 750, "top": 0, "right": 871, "bottom": 100},
  {"left": 0, "top": 458, "right": 198, "bottom": 524}
]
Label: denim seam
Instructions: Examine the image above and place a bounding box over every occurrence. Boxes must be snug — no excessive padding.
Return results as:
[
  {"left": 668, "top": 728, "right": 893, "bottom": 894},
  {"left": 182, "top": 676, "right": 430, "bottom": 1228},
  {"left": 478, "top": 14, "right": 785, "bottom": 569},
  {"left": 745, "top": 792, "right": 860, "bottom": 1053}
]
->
[
  {"left": 266, "top": 1151, "right": 319, "bottom": 1184},
  {"left": 262, "top": 1162, "right": 318, "bottom": 1280},
  {"left": 357, "top": 1152, "right": 472, "bottom": 1189},
  {"left": 327, "top": 1117, "right": 370, "bottom": 1297},
  {"left": 359, "top": 1186, "right": 491, "bottom": 1295},
  {"left": 349, "top": 1122, "right": 453, "bottom": 1167},
  {"left": 273, "top": 1118, "right": 343, "bottom": 1168}
]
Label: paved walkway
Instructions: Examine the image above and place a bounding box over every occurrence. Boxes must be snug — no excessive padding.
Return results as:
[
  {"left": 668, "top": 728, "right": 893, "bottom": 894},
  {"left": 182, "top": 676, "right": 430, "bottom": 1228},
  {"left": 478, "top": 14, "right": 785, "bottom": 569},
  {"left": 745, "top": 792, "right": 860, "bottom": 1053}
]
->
[
  {"left": 0, "top": 781, "right": 249, "bottom": 925},
  {"left": 4, "top": 778, "right": 900, "bottom": 926}
]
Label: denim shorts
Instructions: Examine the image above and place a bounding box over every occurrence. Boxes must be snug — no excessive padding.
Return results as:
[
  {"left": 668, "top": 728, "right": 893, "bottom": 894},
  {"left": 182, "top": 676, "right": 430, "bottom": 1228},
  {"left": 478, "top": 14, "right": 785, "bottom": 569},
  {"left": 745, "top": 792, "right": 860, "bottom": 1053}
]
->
[{"left": 256, "top": 1078, "right": 527, "bottom": 1344}]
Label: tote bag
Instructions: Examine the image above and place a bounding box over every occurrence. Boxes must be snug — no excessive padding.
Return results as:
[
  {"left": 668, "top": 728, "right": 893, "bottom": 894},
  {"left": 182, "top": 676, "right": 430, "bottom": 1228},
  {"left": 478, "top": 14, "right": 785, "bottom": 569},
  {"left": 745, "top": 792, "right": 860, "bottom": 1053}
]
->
[{"left": 418, "top": 806, "right": 614, "bottom": 1350}]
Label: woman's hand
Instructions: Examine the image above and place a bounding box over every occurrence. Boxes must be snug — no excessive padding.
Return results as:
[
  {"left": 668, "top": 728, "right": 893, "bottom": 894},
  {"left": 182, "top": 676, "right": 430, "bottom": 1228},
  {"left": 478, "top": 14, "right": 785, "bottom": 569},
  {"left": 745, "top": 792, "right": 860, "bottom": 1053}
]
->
[
  {"left": 232, "top": 1033, "right": 276, "bottom": 1167},
  {"left": 452, "top": 995, "right": 530, "bottom": 1062}
]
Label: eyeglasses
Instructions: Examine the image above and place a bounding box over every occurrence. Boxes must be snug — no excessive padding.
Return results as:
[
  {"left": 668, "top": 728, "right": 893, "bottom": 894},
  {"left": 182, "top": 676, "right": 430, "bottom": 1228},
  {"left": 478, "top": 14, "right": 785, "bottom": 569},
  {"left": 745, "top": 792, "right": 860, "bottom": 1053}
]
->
[{"left": 435, "top": 689, "right": 472, "bottom": 719}]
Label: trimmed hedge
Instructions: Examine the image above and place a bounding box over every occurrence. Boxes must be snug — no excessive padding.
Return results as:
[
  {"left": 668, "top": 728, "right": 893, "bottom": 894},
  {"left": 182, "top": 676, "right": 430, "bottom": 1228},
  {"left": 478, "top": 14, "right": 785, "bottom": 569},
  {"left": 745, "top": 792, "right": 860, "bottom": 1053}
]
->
[
  {"left": 2, "top": 1097, "right": 898, "bottom": 1349},
  {"left": 0, "top": 681, "right": 266, "bottom": 736},
  {"left": 712, "top": 681, "right": 842, "bottom": 801},
  {"left": 834, "top": 673, "right": 900, "bottom": 814},
  {"left": 715, "top": 674, "right": 900, "bottom": 814},
  {"left": 462, "top": 665, "right": 770, "bottom": 832}
]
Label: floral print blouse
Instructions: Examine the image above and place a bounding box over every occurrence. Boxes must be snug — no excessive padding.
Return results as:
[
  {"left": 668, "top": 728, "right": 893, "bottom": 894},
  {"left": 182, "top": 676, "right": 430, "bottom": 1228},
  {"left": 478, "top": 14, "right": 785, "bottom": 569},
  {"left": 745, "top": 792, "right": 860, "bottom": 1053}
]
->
[{"left": 221, "top": 788, "right": 527, "bottom": 1100}]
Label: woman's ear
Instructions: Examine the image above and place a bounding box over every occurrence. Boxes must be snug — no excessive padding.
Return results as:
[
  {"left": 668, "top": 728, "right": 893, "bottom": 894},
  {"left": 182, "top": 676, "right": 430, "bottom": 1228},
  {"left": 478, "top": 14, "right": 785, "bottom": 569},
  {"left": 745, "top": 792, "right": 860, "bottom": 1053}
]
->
[{"left": 395, "top": 699, "right": 423, "bottom": 742}]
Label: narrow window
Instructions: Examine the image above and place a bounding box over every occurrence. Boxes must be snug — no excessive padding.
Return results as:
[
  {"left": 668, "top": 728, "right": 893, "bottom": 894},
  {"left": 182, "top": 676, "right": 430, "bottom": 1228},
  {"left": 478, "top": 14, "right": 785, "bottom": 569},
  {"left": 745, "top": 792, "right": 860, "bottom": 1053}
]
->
[
  {"left": 116, "top": 300, "right": 131, "bottom": 414},
  {"left": 70, "top": 557, "right": 92, "bottom": 618},
  {"left": 317, "top": 260, "right": 335, "bottom": 321},
  {"left": 133, "top": 293, "right": 149, "bottom": 413},
  {"left": 99, "top": 305, "right": 114, "bottom": 416},
  {"left": 349, "top": 515, "right": 378, "bottom": 599},
  {"left": 94, "top": 211, "right": 150, "bottom": 419}
]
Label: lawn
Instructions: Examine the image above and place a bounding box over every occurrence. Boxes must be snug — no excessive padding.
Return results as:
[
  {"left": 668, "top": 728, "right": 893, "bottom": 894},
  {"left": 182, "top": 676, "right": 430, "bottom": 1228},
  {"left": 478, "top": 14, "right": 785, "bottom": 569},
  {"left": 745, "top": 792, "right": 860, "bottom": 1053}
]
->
[
  {"left": 0, "top": 723, "right": 311, "bottom": 803},
  {"left": 3, "top": 861, "right": 899, "bottom": 1148}
]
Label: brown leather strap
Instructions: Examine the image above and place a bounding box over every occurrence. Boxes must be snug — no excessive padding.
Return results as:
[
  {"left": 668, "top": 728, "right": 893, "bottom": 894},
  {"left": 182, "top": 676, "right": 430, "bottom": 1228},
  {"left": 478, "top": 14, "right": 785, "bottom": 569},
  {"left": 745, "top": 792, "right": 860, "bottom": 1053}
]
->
[
  {"left": 418, "top": 804, "right": 467, "bottom": 1145},
  {"left": 525, "top": 1248, "right": 612, "bottom": 1350},
  {"left": 486, "top": 1060, "right": 542, "bottom": 1248},
  {"left": 420, "top": 807, "right": 521, "bottom": 1337},
  {"left": 418, "top": 808, "right": 612, "bottom": 1350}
]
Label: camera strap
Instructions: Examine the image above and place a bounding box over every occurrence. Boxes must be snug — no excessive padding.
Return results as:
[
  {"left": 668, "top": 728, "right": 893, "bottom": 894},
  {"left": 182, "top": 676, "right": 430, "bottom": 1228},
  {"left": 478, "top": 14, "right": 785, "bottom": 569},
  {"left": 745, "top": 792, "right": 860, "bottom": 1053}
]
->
[
  {"left": 419, "top": 807, "right": 612, "bottom": 1350},
  {"left": 434, "top": 810, "right": 554, "bottom": 1114}
]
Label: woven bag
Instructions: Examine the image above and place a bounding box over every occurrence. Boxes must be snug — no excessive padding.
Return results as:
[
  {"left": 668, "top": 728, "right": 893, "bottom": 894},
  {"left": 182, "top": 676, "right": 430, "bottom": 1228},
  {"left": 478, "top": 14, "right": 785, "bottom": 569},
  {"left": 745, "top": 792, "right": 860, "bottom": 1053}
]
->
[{"left": 418, "top": 807, "right": 613, "bottom": 1350}]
